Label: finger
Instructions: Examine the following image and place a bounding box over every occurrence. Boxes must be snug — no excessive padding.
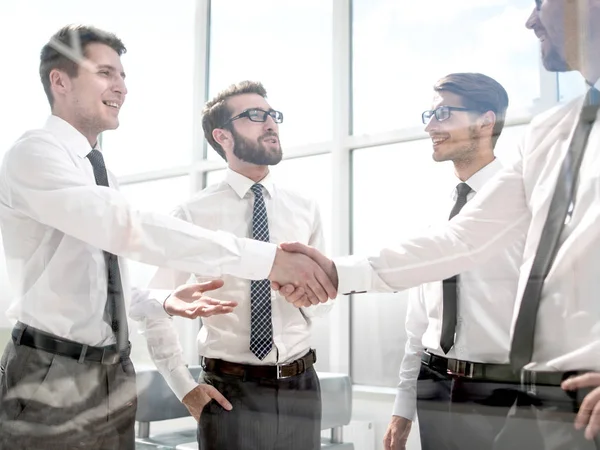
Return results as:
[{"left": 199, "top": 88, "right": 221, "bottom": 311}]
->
[
  {"left": 576, "top": 387, "right": 600, "bottom": 430},
  {"left": 280, "top": 241, "right": 312, "bottom": 256},
  {"left": 195, "top": 279, "right": 225, "bottom": 292},
  {"left": 201, "top": 305, "right": 236, "bottom": 317},
  {"left": 306, "top": 276, "right": 327, "bottom": 303},
  {"left": 202, "top": 297, "right": 238, "bottom": 307},
  {"left": 585, "top": 401, "right": 600, "bottom": 440},
  {"left": 282, "top": 284, "right": 297, "bottom": 296},
  {"left": 304, "top": 285, "right": 321, "bottom": 305},
  {"left": 292, "top": 295, "right": 312, "bottom": 308},
  {"left": 285, "top": 287, "right": 306, "bottom": 303},
  {"left": 206, "top": 386, "right": 232, "bottom": 411},
  {"left": 562, "top": 373, "right": 600, "bottom": 390},
  {"left": 313, "top": 264, "right": 337, "bottom": 299},
  {"left": 271, "top": 281, "right": 281, "bottom": 290}
]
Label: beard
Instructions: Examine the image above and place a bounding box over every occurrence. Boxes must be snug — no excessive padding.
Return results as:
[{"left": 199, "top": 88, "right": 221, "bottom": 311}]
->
[
  {"left": 541, "top": 43, "right": 571, "bottom": 72},
  {"left": 433, "top": 126, "right": 480, "bottom": 164},
  {"left": 231, "top": 128, "right": 283, "bottom": 166}
]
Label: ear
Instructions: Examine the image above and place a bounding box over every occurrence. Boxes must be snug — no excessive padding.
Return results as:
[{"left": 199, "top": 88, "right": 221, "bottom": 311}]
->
[
  {"left": 480, "top": 111, "right": 496, "bottom": 129},
  {"left": 49, "top": 69, "right": 71, "bottom": 97},
  {"left": 212, "top": 128, "right": 231, "bottom": 147}
]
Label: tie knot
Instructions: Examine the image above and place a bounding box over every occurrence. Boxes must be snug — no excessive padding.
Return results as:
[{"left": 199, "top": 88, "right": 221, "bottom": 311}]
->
[
  {"left": 456, "top": 182, "right": 471, "bottom": 198},
  {"left": 87, "top": 149, "right": 105, "bottom": 168},
  {"left": 251, "top": 183, "right": 264, "bottom": 197}
]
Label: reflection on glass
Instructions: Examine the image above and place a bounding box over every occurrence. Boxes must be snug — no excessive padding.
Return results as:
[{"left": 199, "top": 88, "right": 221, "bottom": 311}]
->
[
  {"left": 0, "top": 0, "right": 196, "bottom": 175},
  {"left": 119, "top": 176, "right": 190, "bottom": 366},
  {"left": 352, "top": 0, "right": 541, "bottom": 135},
  {"left": 207, "top": 0, "right": 333, "bottom": 160}
]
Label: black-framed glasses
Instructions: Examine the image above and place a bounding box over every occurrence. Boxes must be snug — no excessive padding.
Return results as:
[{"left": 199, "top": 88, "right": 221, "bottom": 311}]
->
[
  {"left": 421, "top": 106, "right": 478, "bottom": 124},
  {"left": 221, "top": 108, "right": 284, "bottom": 127}
]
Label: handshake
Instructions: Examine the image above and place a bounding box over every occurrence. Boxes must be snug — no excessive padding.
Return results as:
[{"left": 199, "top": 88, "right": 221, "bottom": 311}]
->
[{"left": 164, "top": 242, "right": 337, "bottom": 318}]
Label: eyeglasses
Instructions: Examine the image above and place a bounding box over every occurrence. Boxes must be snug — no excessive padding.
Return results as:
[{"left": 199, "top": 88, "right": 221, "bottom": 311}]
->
[
  {"left": 535, "top": 0, "right": 542, "bottom": 11},
  {"left": 421, "top": 106, "right": 479, "bottom": 124},
  {"left": 221, "top": 108, "right": 284, "bottom": 127}
]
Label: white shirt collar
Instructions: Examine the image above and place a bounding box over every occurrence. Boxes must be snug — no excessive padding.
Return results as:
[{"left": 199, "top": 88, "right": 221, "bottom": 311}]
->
[
  {"left": 451, "top": 157, "right": 503, "bottom": 198},
  {"left": 44, "top": 115, "right": 100, "bottom": 159},
  {"left": 225, "top": 168, "right": 275, "bottom": 199}
]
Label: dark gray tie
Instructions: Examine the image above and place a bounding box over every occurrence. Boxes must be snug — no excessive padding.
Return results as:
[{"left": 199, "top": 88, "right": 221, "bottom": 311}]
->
[
  {"left": 509, "top": 88, "right": 600, "bottom": 370},
  {"left": 87, "top": 149, "right": 129, "bottom": 358},
  {"left": 440, "top": 182, "right": 472, "bottom": 354},
  {"left": 249, "top": 183, "right": 273, "bottom": 360}
]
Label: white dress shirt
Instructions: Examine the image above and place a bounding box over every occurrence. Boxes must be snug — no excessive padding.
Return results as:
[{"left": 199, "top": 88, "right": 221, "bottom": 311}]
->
[
  {"left": 336, "top": 86, "right": 600, "bottom": 373},
  {"left": 129, "top": 168, "right": 332, "bottom": 400},
  {"left": 393, "top": 159, "right": 525, "bottom": 420},
  {"left": 0, "top": 116, "right": 276, "bottom": 347}
]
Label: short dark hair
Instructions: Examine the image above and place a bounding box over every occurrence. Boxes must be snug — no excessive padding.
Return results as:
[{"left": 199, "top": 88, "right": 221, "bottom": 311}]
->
[
  {"left": 434, "top": 73, "right": 509, "bottom": 148},
  {"left": 40, "top": 25, "right": 127, "bottom": 107},
  {"left": 202, "top": 80, "right": 268, "bottom": 161}
]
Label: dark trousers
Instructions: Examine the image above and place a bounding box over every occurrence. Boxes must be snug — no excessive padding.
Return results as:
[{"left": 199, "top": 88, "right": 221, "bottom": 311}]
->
[
  {"left": 493, "top": 384, "right": 600, "bottom": 450},
  {"left": 416, "top": 362, "right": 519, "bottom": 450},
  {"left": 197, "top": 365, "right": 321, "bottom": 450},
  {"left": 0, "top": 337, "right": 137, "bottom": 450}
]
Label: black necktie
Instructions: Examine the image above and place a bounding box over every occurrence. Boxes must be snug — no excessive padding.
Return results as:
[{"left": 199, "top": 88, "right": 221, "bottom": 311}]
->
[
  {"left": 440, "top": 182, "right": 472, "bottom": 354},
  {"left": 509, "top": 88, "right": 600, "bottom": 370},
  {"left": 87, "top": 149, "right": 129, "bottom": 358},
  {"left": 249, "top": 184, "right": 273, "bottom": 360}
]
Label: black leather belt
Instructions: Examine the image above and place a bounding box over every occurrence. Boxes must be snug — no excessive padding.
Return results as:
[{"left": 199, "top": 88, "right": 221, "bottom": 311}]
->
[
  {"left": 202, "top": 349, "right": 316, "bottom": 380},
  {"left": 12, "top": 322, "right": 128, "bottom": 365},
  {"left": 422, "top": 351, "right": 521, "bottom": 382},
  {"left": 519, "top": 369, "right": 589, "bottom": 394}
]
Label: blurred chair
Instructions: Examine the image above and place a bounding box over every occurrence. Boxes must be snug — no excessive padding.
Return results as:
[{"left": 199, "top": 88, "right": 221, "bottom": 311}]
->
[{"left": 135, "top": 366, "right": 354, "bottom": 449}]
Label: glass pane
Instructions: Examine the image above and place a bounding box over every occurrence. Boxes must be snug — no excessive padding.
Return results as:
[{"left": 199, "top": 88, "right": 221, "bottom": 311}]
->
[
  {"left": 352, "top": 0, "right": 540, "bottom": 135},
  {"left": 207, "top": 0, "right": 333, "bottom": 160},
  {"left": 0, "top": 0, "right": 196, "bottom": 175},
  {"left": 119, "top": 176, "right": 191, "bottom": 366},
  {"left": 205, "top": 155, "right": 333, "bottom": 370}
]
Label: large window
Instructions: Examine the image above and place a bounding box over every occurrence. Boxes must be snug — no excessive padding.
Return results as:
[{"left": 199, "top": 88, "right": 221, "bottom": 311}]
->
[
  {"left": 352, "top": 0, "right": 541, "bottom": 135},
  {"left": 207, "top": 0, "right": 333, "bottom": 160},
  {"left": 0, "top": 0, "right": 196, "bottom": 175}
]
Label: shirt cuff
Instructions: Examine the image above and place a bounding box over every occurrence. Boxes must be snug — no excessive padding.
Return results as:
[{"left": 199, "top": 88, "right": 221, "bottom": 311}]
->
[
  {"left": 223, "top": 239, "right": 277, "bottom": 280},
  {"left": 392, "top": 388, "right": 417, "bottom": 421},
  {"left": 164, "top": 365, "right": 199, "bottom": 401},
  {"left": 333, "top": 255, "right": 373, "bottom": 294}
]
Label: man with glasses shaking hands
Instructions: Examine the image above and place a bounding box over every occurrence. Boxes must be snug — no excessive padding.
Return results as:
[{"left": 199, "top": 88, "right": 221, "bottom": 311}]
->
[
  {"left": 383, "top": 72, "right": 526, "bottom": 450},
  {"left": 131, "top": 80, "right": 333, "bottom": 450}
]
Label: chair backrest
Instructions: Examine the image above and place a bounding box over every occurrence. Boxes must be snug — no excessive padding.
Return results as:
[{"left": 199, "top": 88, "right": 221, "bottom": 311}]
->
[
  {"left": 135, "top": 366, "right": 353, "bottom": 430},
  {"left": 319, "top": 372, "right": 353, "bottom": 430}
]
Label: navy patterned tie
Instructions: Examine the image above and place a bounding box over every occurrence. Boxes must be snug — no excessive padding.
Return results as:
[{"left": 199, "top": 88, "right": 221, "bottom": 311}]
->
[
  {"left": 87, "top": 149, "right": 129, "bottom": 358},
  {"left": 249, "top": 183, "right": 273, "bottom": 360},
  {"left": 440, "top": 182, "right": 472, "bottom": 354}
]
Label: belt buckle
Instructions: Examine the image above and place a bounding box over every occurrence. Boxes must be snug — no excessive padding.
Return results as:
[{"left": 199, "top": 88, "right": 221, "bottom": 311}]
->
[
  {"left": 446, "top": 359, "right": 474, "bottom": 378},
  {"left": 521, "top": 370, "right": 536, "bottom": 395},
  {"left": 276, "top": 364, "right": 292, "bottom": 380}
]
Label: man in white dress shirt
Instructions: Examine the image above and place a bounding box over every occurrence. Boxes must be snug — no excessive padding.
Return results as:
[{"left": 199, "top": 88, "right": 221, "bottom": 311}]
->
[
  {"left": 382, "top": 73, "right": 525, "bottom": 450},
  {"left": 0, "top": 26, "right": 335, "bottom": 450},
  {"left": 131, "top": 80, "right": 333, "bottom": 450},
  {"left": 278, "top": 3, "right": 600, "bottom": 448}
]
